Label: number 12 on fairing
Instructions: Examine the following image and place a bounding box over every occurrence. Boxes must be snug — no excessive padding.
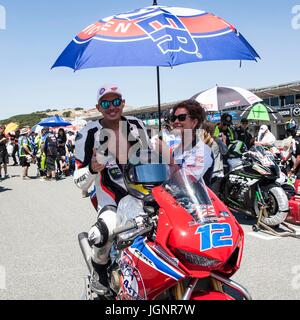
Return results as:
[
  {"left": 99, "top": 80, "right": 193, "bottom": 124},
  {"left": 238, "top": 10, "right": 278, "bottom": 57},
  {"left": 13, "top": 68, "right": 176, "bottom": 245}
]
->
[{"left": 196, "top": 224, "right": 233, "bottom": 252}]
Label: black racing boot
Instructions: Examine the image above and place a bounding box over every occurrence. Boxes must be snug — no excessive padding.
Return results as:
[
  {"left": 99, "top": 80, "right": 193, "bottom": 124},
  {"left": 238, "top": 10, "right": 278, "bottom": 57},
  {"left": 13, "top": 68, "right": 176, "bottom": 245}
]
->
[{"left": 90, "top": 260, "right": 110, "bottom": 296}]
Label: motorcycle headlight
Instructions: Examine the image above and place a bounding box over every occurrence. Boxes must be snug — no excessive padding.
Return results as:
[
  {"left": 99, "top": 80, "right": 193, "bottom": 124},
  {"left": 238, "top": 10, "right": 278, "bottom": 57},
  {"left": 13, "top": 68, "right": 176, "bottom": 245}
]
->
[{"left": 176, "top": 249, "right": 221, "bottom": 270}]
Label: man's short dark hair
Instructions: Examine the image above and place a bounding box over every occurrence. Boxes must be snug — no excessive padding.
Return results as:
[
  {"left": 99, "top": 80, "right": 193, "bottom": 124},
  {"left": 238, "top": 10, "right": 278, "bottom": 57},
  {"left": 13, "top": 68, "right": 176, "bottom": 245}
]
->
[{"left": 241, "top": 118, "right": 249, "bottom": 124}]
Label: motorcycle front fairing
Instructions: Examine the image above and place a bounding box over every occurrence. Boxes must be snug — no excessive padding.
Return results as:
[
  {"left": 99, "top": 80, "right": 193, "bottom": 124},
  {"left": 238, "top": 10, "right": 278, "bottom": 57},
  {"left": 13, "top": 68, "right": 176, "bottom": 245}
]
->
[
  {"left": 117, "top": 170, "right": 244, "bottom": 300},
  {"left": 153, "top": 170, "right": 244, "bottom": 278},
  {"left": 222, "top": 164, "right": 261, "bottom": 216},
  {"left": 248, "top": 146, "right": 281, "bottom": 183}
]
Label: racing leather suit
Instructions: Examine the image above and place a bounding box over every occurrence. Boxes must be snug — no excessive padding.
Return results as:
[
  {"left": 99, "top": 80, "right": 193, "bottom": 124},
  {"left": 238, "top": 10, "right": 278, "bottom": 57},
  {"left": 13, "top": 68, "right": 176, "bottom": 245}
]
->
[{"left": 74, "top": 116, "right": 149, "bottom": 265}]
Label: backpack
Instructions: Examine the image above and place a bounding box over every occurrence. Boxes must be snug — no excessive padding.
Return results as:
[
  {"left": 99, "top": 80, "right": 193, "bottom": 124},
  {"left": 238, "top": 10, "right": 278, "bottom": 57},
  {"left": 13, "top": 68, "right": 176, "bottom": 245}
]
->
[{"left": 46, "top": 134, "right": 58, "bottom": 156}]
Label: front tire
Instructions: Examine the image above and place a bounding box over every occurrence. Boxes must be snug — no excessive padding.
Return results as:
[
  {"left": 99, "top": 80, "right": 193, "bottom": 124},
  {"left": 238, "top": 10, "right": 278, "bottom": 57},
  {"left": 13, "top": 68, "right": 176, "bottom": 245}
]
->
[{"left": 254, "top": 185, "right": 289, "bottom": 227}]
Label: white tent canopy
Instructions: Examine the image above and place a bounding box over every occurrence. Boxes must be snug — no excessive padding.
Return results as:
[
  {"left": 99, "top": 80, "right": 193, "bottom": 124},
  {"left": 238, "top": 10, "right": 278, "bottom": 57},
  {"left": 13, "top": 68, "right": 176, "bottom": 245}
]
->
[{"left": 71, "top": 117, "right": 87, "bottom": 128}]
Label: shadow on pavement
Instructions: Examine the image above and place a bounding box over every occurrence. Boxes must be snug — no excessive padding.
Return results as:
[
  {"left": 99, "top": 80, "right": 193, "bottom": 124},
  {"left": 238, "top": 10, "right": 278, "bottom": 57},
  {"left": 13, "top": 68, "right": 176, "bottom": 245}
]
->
[
  {"left": 231, "top": 210, "right": 257, "bottom": 226},
  {"left": 0, "top": 186, "right": 12, "bottom": 193},
  {"left": 28, "top": 176, "right": 40, "bottom": 180}
]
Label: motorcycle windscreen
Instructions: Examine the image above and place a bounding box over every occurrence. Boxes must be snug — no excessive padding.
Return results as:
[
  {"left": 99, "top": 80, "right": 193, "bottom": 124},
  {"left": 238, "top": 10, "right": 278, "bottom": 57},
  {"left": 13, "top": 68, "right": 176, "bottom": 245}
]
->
[
  {"left": 129, "top": 164, "right": 171, "bottom": 184},
  {"left": 162, "top": 169, "right": 217, "bottom": 224},
  {"left": 249, "top": 146, "right": 275, "bottom": 167}
]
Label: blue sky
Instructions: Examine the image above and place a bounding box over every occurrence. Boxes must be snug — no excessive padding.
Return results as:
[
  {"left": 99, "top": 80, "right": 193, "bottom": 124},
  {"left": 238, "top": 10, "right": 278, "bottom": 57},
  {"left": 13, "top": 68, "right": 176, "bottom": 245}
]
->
[{"left": 0, "top": 0, "right": 299, "bottom": 120}]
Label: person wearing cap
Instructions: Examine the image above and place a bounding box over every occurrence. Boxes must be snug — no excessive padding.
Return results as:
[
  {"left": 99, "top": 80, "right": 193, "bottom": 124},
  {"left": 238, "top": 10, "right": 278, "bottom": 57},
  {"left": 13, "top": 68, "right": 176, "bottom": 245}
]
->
[
  {"left": 0, "top": 125, "right": 9, "bottom": 180},
  {"left": 74, "top": 84, "right": 149, "bottom": 293},
  {"left": 255, "top": 125, "right": 276, "bottom": 147},
  {"left": 213, "top": 113, "right": 237, "bottom": 146},
  {"left": 18, "top": 128, "right": 34, "bottom": 180},
  {"left": 235, "top": 118, "right": 254, "bottom": 150}
]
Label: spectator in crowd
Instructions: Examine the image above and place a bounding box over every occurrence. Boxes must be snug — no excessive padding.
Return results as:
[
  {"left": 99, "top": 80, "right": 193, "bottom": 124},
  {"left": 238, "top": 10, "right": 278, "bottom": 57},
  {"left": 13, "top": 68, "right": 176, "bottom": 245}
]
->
[
  {"left": 202, "top": 121, "right": 228, "bottom": 193},
  {"left": 214, "top": 113, "right": 237, "bottom": 146},
  {"left": 283, "top": 120, "right": 300, "bottom": 178},
  {"left": 56, "top": 128, "right": 67, "bottom": 176},
  {"left": 39, "top": 127, "right": 49, "bottom": 178},
  {"left": 8, "top": 130, "right": 20, "bottom": 166},
  {"left": 42, "top": 129, "right": 58, "bottom": 181},
  {"left": 66, "top": 131, "right": 75, "bottom": 153},
  {"left": 255, "top": 125, "right": 276, "bottom": 147},
  {"left": 18, "top": 128, "right": 33, "bottom": 180},
  {"left": 236, "top": 118, "right": 254, "bottom": 150},
  {"left": 213, "top": 114, "right": 237, "bottom": 174},
  {"left": 0, "top": 125, "right": 9, "bottom": 180},
  {"left": 28, "top": 131, "right": 38, "bottom": 157},
  {"left": 35, "top": 129, "right": 44, "bottom": 177}
]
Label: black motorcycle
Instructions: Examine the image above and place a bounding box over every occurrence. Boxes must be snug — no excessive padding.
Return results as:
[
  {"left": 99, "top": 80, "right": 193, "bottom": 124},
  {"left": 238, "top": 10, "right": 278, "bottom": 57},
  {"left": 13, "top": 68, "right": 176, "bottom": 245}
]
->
[{"left": 219, "top": 146, "right": 289, "bottom": 226}]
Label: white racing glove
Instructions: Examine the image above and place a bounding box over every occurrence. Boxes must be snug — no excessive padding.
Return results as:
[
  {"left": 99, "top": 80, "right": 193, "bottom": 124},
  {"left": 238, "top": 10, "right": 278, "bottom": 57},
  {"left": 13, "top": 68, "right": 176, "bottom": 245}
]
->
[
  {"left": 88, "top": 218, "right": 109, "bottom": 248},
  {"left": 88, "top": 209, "right": 117, "bottom": 248}
]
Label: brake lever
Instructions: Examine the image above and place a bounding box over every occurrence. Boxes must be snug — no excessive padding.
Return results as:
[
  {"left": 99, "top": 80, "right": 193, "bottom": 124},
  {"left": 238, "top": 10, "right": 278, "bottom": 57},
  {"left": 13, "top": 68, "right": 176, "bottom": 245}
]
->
[{"left": 116, "top": 226, "right": 154, "bottom": 250}]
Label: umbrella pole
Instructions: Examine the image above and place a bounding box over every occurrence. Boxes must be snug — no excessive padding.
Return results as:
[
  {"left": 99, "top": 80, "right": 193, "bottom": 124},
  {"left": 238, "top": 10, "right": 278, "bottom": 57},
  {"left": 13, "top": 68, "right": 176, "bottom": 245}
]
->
[
  {"left": 157, "top": 66, "right": 162, "bottom": 132},
  {"left": 153, "top": 1, "right": 162, "bottom": 132}
]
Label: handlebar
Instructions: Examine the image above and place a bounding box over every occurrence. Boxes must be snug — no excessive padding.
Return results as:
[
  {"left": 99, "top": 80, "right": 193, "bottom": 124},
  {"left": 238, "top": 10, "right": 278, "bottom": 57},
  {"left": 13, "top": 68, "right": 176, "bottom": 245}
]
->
[{"left": 112, "top": 216, "right": 146, "bottom": 236}]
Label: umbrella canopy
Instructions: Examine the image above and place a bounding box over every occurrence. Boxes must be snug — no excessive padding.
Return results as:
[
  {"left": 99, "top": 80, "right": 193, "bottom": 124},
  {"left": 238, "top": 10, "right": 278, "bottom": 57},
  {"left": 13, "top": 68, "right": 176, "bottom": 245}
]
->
[
  {"left": 4, "top": 123, "right": 19, "bottom": 135},
  {"left": 52, "top": 5, "right": 260, "bottom": 130},
  {"left": 241, "top": 103, "right": 284, "bottom": 123},
  {"left": 37, "top": 115, "right": 72, "bottom": 128},
  {"left": 52, "top": 6, "right": 259, "bottom": 70},
  {"left": 192, "top": 86, "right": 263, "bottom": 112},
  {"left": 31, "top": 125, "right": 44, "bottom": 134}
]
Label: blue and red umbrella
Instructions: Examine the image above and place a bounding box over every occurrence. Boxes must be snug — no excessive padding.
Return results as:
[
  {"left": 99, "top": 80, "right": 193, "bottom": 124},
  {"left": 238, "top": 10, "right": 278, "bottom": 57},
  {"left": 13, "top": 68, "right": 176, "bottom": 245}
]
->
[{"left": 52, "top": 4, "right": 260, "bottom": 129}]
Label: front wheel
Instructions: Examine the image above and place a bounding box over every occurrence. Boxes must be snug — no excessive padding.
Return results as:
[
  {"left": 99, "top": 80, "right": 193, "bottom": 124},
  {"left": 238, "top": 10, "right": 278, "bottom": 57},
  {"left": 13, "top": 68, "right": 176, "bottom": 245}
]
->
[{"left": 254, "top": 185, "right": 289, "bottom": 227}]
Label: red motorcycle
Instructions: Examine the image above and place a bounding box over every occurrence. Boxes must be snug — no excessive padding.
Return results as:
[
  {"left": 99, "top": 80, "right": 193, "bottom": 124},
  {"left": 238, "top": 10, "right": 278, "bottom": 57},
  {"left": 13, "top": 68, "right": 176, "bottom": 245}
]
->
[{"left": 79, "top": 170, "right": 251, "bottom": 300}]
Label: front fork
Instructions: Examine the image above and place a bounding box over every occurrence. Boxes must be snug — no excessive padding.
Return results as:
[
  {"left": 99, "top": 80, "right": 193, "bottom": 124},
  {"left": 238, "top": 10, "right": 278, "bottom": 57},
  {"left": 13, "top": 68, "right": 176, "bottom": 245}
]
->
[
  {"left": 177, "top": 274, "right": 252, "bottom": 301},
  {"left": 210, "top": 273, "right": 252, "bottom": 300}
]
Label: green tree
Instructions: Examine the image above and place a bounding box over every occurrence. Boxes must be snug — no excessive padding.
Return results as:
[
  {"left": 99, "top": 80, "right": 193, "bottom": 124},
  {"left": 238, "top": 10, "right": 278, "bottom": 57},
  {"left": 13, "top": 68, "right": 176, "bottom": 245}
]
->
[
  {"left": 1, "top": 113, "right": 48, "bottom": 128},
  {"left": 63, "top": 111, "right": 72, "bottom": 118}
]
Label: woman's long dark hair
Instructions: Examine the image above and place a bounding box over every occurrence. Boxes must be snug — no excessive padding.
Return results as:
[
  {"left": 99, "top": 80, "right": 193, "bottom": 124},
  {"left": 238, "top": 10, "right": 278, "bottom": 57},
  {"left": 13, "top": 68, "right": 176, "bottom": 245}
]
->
[{"left": 58, "top": 128, "right": 67, "bottom": 143}]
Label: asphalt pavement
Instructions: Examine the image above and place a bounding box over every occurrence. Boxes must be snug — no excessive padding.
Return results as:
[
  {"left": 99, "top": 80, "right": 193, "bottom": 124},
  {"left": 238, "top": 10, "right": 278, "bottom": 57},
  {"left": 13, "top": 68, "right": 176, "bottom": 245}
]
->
[
  {"left": 0, "top": 164, "right": 300, "bottom": 300},
  {"left": 0, "top": 164, "right": 96, "bottom": 300}
]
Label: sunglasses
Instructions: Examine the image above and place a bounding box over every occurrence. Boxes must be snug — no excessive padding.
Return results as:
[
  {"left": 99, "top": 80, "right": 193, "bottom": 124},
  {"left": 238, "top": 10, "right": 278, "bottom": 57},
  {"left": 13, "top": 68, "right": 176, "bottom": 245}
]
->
[
  {"left": 171, "top": 114, "right": 190, "bottom": 123},
  {"left": 100, "top": 98, "right": 122, "bottom": 110}
]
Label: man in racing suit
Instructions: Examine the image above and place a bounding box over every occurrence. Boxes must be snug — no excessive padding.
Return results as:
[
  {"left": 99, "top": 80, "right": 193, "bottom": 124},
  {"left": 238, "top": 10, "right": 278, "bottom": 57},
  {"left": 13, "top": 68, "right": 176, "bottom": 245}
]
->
[
  {"left": 74, "top": 84, "right": 149, "bottom": 294},
  {"left": 286, "top": 120, "right": 300, "bottom": 178}
]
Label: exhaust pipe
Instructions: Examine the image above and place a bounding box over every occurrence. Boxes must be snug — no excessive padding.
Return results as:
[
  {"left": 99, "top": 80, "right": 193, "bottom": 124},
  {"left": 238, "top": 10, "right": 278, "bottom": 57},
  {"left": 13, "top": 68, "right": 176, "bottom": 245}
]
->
[{"left": 78, "top": 233, "right": 93, "bottom": 274}]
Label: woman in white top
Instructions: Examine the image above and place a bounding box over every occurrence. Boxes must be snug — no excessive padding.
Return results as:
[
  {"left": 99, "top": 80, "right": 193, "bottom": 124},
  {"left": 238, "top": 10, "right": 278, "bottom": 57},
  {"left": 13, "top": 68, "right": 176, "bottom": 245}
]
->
[{"left": 168, "top": 100, "right": 214, "bottom": 185}]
